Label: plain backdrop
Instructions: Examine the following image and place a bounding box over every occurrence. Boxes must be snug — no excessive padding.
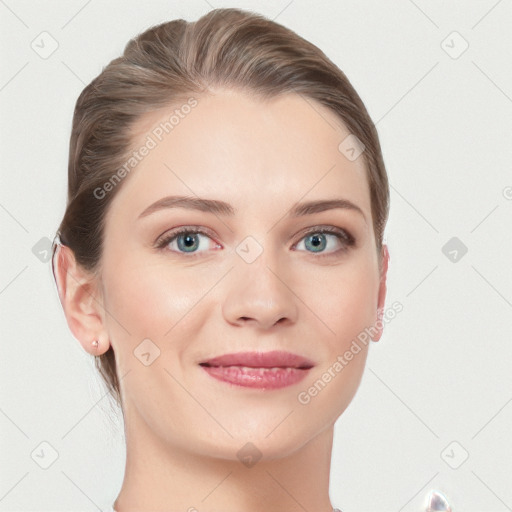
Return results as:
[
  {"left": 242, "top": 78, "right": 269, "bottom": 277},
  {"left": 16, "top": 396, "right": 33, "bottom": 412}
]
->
[{"left": 1, "top": 1, "right": 511, "bottom": 510}]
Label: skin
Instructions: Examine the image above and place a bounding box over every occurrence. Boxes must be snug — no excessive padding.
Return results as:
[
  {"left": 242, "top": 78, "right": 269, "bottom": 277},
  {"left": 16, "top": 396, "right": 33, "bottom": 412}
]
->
[{"left": 55, "top": 87, "right": 389, "bottom": 512}]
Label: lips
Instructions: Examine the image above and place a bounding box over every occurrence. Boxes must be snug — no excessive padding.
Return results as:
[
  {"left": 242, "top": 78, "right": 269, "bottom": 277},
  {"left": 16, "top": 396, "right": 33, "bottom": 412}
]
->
[
  {"left": 199, "top": 350, "right": 315, "bottom": 390},
  {"left": 200, "top": 350, "right": 315, "bottom": 369}
]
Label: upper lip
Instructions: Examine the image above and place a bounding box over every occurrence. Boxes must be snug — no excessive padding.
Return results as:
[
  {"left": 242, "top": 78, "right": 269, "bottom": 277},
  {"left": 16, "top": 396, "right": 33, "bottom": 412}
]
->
[{"left": 200, "top": 350, "right": 315, "bottom": 369}]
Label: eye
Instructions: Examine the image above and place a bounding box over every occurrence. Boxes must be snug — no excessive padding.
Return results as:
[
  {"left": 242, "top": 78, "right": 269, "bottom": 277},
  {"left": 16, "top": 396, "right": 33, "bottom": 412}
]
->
[
  {"left": 293, "top": 226, "right": 355, "bottom": 256},
  {"left": 155, "top": 225, "right": 356, "bottom": 257},
  {"left": 155, "top": 227, "right": 221, "bottom": 255}
]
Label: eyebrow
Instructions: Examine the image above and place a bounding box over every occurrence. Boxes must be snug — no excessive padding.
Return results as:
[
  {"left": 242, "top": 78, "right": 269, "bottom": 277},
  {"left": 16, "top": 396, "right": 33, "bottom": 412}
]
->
[{"left": 137, "top": 195, "right": 366, "bottom": 222}]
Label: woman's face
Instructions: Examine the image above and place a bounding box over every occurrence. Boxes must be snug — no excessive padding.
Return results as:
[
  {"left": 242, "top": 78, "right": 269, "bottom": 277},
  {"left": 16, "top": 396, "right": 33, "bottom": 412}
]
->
[{"left": 98, "top": 88, "right": 388, "bottom": 460}]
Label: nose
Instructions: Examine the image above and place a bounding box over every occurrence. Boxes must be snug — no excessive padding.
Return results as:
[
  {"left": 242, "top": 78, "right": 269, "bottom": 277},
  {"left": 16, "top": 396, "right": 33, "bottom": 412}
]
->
[{"left": 222, "top": 250, "right": 299, "bottom": 330}]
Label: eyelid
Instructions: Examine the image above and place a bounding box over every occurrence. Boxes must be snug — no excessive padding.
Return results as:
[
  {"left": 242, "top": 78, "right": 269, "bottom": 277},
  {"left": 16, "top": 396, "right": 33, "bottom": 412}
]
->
[
  {"left": 155, "top": 225, "right": 221, "bottom": 251},
  {"left": 291, "top": 225, "right": 356, "bottom": 257},
  {"left": 292, "top": 225, "right": 355, "bottom": 245}
]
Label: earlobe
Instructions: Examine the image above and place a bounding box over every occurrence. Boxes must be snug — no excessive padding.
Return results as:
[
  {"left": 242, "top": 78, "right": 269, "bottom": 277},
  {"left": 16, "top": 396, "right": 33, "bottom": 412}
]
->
[
  {"left": 53, "top": 244, "right": 106, "bottom": 354},
  {"left": 372, "top": 244, "right": 389, "bottom": 342}
]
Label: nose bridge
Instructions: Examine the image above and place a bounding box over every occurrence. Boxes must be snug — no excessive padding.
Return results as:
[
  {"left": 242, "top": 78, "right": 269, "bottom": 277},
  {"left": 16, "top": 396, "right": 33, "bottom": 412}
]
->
[
  {"left": 240, "top": 241, "right": 283, "bottom": 293},
  {"left": 222, "top": 235, "right": 298, "bottom": 328}
]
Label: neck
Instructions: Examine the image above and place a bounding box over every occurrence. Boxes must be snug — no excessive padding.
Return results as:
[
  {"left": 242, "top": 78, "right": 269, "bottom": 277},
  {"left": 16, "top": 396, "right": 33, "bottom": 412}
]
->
[{"left": 113, "top": 407, "right": 336, "bottom": 512}]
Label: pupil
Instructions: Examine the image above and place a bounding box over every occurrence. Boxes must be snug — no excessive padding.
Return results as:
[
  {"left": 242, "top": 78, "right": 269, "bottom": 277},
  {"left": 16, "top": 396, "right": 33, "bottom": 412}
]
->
[
  {"left": 178, "top": 233, "right": 198, "bottom": 252},
  {"left": 307, "top": 233, "right": 325, "bottom": 252}
]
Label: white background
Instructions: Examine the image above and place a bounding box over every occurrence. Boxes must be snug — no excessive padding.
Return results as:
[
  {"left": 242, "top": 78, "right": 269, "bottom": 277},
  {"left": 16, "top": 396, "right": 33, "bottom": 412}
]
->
[{"left": 1, "top": 1, "right": 511, "bottom": 510}]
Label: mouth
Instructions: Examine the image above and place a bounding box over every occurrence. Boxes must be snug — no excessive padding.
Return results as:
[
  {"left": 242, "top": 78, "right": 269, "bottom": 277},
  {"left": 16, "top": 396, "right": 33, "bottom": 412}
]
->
[
  {"left": 199, "top": 351, "right": 315, "bottom": 390},
  {"left": 199, "top": 350, "right": 315, "bottom": 369}
]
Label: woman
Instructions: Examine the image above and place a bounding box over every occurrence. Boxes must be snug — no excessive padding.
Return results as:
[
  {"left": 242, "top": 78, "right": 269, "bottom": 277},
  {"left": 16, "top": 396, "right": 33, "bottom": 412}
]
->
[{"left": 51, "top": 7, "right": 433, "bottom": 511}]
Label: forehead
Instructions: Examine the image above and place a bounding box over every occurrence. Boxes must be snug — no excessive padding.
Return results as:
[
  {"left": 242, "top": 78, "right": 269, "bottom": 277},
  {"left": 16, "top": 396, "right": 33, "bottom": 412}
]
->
[{"left": 107, "top": 89, "right": 371, "bottom": 223}]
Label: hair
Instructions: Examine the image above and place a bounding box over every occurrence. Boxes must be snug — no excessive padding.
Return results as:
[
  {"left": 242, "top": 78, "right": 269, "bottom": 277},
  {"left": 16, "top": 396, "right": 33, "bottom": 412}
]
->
[{"left": 52, "top": 7, "right": 390, "bottom": 411}]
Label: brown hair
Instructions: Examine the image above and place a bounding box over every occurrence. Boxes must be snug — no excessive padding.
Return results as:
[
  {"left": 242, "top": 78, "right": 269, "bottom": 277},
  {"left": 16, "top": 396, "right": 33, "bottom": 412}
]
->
[{"left": 52, "top": 7, "right": 390, "bottom": 410}]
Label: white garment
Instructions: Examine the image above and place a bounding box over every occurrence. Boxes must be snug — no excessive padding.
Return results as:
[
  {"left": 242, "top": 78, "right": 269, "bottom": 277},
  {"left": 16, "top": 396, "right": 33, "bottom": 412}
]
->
[
  {"left": 105, "top": 507, "right": 339, "bottom": 511},
  {"left": 104, "top": 488, "right": 451, "bottom": 511}
]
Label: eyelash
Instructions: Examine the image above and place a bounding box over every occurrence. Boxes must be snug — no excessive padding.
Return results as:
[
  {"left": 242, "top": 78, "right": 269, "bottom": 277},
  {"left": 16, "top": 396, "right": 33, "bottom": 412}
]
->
[{"left": 155, "top": 225, "right": 356, "bottom": 258}]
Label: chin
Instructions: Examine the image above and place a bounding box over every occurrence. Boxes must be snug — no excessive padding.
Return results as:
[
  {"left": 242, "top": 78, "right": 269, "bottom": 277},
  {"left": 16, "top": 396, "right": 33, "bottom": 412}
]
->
[{"left": 190, "top": 423, "right": 319, "bottom": 463}]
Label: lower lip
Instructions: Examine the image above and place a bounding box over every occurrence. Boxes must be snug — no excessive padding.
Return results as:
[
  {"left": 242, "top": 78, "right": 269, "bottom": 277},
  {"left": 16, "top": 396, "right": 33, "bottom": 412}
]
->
[{"left": 201, "top": 365, "right": 311, "bottom": 389}]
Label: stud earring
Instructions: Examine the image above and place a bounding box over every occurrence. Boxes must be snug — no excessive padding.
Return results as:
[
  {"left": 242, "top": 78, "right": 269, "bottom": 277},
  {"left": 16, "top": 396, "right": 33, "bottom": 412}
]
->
[{"left": 92, "top": 339, "right": 99, "bottom": 348}]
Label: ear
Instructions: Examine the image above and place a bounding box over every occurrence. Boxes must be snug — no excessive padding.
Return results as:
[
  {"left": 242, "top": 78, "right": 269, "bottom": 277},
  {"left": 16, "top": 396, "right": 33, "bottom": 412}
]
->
[
  {"left": 371, "top": 244, "right": 389, "bottom": 342},
  {"left": 53, "top": 244, "right": 108, "bottom": 355}
]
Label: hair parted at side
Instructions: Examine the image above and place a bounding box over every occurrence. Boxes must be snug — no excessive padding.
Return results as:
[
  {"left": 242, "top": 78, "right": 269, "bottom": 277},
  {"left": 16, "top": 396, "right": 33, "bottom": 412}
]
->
[{"left": 52, "top": 7, "right": 390, "bottom": 410}]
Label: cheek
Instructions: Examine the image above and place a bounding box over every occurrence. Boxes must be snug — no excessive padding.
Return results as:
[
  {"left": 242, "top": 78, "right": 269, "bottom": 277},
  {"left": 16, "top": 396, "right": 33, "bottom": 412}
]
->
[
  {"left": 101, "top": 256, "right": 218, "bottom": 359},
  {"left": 105, "top": 256, "right": 197, "bottom": 323},
  {"left": 304, "top": 258, "right": 378, "bottom": 345},
  {"left": 309, "top": 258, "right": 376, "bottom": 412}
]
